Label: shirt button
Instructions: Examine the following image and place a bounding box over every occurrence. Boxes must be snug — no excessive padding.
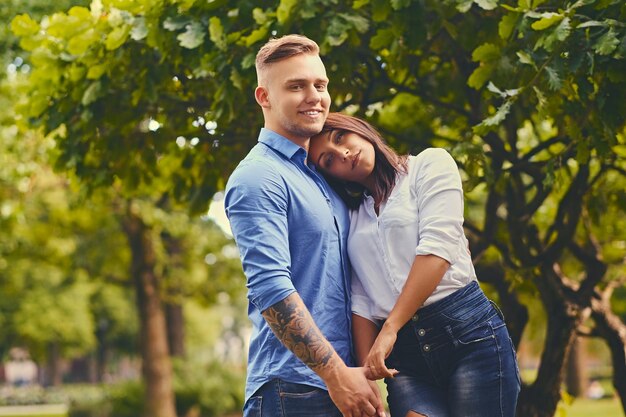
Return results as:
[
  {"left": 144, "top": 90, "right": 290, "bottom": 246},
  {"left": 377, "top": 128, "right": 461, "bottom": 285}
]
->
[
  {"left": 411, "top": 314, "right": 419, "bottom": 322},
  {"left": 418, "top": 329, "right": 426, "bottom": 336},
  {"left": 423, "top": 344, "right": 431, "bottom": 352}
]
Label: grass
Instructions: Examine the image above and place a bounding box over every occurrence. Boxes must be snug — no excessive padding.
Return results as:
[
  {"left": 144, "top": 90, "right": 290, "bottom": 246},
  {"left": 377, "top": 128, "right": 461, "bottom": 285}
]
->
[
  {"left": 2, "top": 414, "right": 67, "bottom": 417},
  {"left": 0, "top": 404, "right": 67, "bottom": 417},
  {"left": 558, "top": 397, "right": 623, "bottom": 417}
]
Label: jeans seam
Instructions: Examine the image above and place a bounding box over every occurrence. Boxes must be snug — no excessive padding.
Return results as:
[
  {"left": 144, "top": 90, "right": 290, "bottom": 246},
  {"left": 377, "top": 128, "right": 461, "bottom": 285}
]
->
[
  {"left": 496, "top": 329, "right": 505, "bottom": 417},
  {"left": 276, "top": 380, "right": 286, "bottom": 417}
]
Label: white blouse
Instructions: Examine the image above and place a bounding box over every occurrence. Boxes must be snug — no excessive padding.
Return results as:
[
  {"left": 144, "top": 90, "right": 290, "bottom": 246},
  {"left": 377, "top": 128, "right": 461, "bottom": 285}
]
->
[{"left": 349, "top": 148, "right": 477, "bottom": 323}]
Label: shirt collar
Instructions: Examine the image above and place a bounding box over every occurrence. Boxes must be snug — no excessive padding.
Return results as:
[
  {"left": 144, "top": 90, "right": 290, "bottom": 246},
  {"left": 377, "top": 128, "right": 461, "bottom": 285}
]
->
[{"left": 258, "top": 128, "right": 307, "bottom": 160}]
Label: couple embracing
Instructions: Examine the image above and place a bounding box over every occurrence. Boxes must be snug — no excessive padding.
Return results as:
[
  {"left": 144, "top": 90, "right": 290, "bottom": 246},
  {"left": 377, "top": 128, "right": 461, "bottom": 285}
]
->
[{"left": 224, "top": 34, "right": 520, "bottom": 417}]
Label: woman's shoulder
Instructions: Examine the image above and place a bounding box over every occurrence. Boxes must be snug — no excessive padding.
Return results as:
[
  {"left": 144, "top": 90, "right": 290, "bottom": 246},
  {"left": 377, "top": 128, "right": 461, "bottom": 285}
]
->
[{"left": 408, "top": 148, "right": 457, "bottom": 172}]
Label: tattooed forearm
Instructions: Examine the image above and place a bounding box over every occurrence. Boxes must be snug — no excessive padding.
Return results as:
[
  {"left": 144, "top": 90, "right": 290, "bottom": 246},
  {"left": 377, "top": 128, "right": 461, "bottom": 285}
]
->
[{"left": 262, "top": 293, "right": 336, "bottom": 372}]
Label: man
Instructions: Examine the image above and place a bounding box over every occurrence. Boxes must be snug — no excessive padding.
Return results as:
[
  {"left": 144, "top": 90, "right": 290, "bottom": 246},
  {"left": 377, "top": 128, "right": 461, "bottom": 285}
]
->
[{"left": 224, "top": 35, "right": 385, "bottom": 417}]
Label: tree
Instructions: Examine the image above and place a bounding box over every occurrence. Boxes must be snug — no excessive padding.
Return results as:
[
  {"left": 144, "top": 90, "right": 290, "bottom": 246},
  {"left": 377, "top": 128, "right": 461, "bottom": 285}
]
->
[{"left": 12, "top": 0, "right": 626, "bottom": 416}]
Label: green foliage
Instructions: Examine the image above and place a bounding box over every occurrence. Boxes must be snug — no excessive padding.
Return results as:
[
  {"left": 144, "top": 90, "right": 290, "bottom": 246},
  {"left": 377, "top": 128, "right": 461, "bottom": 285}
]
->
[
  {"left": 98, "top": 360, "right": 245, "bottom": 417},
  {"left": 107, "top": 381, "right": 144, "bottom": 417},
  {"left": 173, "top": 359, "right": 245, "bottom": 417}
]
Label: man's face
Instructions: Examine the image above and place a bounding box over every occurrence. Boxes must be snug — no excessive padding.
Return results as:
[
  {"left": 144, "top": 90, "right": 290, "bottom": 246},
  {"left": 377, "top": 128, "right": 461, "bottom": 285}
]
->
[{"left": 256, "top": 53, "right": 330, "bottom": 144}]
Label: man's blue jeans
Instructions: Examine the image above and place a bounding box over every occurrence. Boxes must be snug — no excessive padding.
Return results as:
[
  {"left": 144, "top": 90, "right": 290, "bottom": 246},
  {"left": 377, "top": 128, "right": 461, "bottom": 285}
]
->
[
  {"left": 385, "top": 281, "right": 521, "bottom": 417},
  {"left": 243, "top": 379, "right": 342, "bottom": 417}
]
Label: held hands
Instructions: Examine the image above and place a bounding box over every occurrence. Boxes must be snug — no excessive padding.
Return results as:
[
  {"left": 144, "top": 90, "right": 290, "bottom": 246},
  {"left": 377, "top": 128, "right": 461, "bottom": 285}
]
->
[
  {"left": 326, "top": 366, "right": 387, "bottom": 417},
  {"left": 363, "top": 325, "right": 399, "bottom": 380}
]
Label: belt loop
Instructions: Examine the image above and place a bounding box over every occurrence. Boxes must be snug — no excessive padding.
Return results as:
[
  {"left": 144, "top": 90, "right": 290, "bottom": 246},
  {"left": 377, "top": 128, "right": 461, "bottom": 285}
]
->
[{"left": 489, "top": 300, "right": 505, "bottom": 321}]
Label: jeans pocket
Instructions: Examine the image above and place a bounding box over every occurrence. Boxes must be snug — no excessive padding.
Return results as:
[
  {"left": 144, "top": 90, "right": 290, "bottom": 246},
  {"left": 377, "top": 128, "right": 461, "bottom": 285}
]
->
[
  {"left": 243, "top": 396, "right": 262, "bottom": 417},
  {"left": 454, "top": 322, "right": 496, "bottom": 346},
  {"left": 280, "top": 383, "right": 340, "bottom": 416}
]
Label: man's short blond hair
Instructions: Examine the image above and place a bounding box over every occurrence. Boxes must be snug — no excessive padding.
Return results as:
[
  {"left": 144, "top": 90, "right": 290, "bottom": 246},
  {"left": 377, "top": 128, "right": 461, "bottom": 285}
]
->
[{"left": 255, "top": 34, "right": 320, "bottom": 84}]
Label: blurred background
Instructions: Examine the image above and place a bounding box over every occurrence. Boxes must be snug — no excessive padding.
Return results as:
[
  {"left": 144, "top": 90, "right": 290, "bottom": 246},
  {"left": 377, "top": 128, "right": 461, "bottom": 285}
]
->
[{"left": 1, "top": 1, "right": 625, "bottom": 416}]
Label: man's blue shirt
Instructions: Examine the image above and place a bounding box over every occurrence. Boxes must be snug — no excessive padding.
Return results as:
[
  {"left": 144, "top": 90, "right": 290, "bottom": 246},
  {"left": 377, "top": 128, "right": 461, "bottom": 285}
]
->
[{"left": 224, "top": 128, "right": 353, "bottom": 401}]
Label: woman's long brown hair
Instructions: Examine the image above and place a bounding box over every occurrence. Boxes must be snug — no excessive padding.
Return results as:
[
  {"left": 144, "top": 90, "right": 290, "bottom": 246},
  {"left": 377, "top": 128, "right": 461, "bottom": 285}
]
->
[{"left": 314, "top": 113, "right": 407, "bottom": 209}]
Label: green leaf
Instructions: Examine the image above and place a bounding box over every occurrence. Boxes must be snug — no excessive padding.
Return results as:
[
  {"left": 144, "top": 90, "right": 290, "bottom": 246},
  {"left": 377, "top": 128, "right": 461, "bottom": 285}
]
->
[
  {"left": 487, "top": 82, "right": 504, "bottom": 96},
  {"left": 570, "top": 0, "right": 595, "bottom": 8},
  {"left": 534, "top": 17, "right": 571, "bottom": 51},
  {"left": 516, "top": 50, "right": 535, "bottom": 65},
  {"left": 370, "top": 28, "right": 395, "bottom": 49},
  {"left": 472, "top": 43, "right": 500, "bottom": 62},
  {"left": 544, "top": 66, "right": 562, "bottom": 90},
  {"left": 468, "top": 64, "right": 495, "bottom": 89},
  {"left": 473, "top": 100, "right": 513, "bottom": 134},
  {"left": 241, "top": 53, "right": 256, "bottom": 69},
  {"left": 131, "top": 17, "right": 148, "bottom": 40},
  {"left": 576, "top": 20, "right": 608, "bottom": 29},
  {"left": 244, "top": 27, "right": 268, "bottom": 47},
  {"left": 531, "top": 12, "right": 564, "bottom": 31},
  {"left": 475, "top": 0, "right": 498, "bottom": 10},
  {"left": 177, "top": 21, "right": 205, "bottom": 49},
  {"left": 68, "top": 6, "right": 91, "bottom": 19},
  {"left": 230, "top": 68, "right": 244, "bottom": 91},
  {"left": 29, "top": 93, "right": 49, "bottom": 117},
  {"left": 372, "top": 0, "right": 391, "bottom": 21},
  {"left": 87, "top": 64, "right": 107, "bottom": 79},
  {"left": 457, "top": 0, "right": 474, "bottom": 12},
  {"left": 391, "top": 0, "right": 411, "bottom": 9},
  {"left": 353, "top": 0, "right": 370, "bottom": 9},
  {"left": 81, "top": 81, "right": 102, "bottom": 106},
  {"left": 533, "top": 86, "right": 547, "bottom": 110},
  {"left": 209, "top": 17, "right": 227, "bottom": 50},
  {"left": 252, "top": 8, "right": 268, "bottom": 25},
  {"left": 339, "top": 13, "right": 370, "bottom": 33},
  {"left": 326, "top": 15, "right": 351, "bottom": 46},
  {"left": 594, "top": 28, "right": 620, "bottom": 55},
  {"left": 499, "top": 13, "right": 519, "bottom": 39},
  {"left": 67, "top": 28, "right": 99, "bottom": 55},
  {"left": 106, "top": 25, "right": 131, "bottom": 50},
  {"left": 277, "top": 0, "right": 297, "bottom": 24},
  {"left": 163, "top": 16, "right": 190, "bottom": 31},
  {"left": 11, "top": 14, "right": 40, "bottom": 37},
  {"left": 68, "top": 65, "right": 86, "bottom": 82}
]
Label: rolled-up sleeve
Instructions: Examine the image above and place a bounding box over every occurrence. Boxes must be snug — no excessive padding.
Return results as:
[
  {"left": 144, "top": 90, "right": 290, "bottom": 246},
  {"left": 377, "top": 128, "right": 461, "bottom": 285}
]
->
[
  {"left": 225, "top": 161, "right": 296, "bottom": 312},
  {"left": 414, "top": 148, "right": 465, "bottom": 264},
  {"left": 351, "top": 269, "right": 374, "bottom": 322}
]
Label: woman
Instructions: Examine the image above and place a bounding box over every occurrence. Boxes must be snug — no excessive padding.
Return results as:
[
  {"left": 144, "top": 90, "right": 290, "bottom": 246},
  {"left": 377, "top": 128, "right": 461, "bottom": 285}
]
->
[{"left": 308, "top": 113, "right": 520, "bottom": 417}]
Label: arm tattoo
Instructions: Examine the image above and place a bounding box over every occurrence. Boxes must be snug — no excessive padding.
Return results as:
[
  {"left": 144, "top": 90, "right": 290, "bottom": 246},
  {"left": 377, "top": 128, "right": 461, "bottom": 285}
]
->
[{"left": 263, "top": 294, "right": 335, "bottom": 372}]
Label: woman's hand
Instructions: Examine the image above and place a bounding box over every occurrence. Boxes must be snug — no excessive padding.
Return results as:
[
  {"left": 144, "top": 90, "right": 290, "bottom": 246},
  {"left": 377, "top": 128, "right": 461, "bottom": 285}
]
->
[{"left": 363, "top": 325, "right": 399, "bottom": 380}]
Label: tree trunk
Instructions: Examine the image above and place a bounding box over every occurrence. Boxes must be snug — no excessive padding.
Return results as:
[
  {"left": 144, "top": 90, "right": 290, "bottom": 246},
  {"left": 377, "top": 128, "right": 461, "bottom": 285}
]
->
[
  {"left": 565, "top": 336, "right": 587, "bottom": 397},
  {"left": 95, "top": 318, "right": 109, "bottom": 383},
  {"left": 591, "top": 290, "right": 626, "bottom": 413},
  {"left": 516, "top": 266, "right": 582, "bottom": 417},
  {"left": 161, "top": 232, "right": 186, "bottom": 358},
  {"left": 122, "top": 209, "right": 177, "bottom": 417},
  {"left": 165, "top": 302, "right": 185, "bottom": 358},
  {"left": 46, "top": 342, "right": 62, "bottom": 386}
]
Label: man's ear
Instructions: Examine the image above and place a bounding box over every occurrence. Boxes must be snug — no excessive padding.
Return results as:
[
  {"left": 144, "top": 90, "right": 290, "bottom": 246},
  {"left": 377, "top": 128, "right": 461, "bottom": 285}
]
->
[{"left": 255, "top": 86, "right": 270, "bottom": 108}]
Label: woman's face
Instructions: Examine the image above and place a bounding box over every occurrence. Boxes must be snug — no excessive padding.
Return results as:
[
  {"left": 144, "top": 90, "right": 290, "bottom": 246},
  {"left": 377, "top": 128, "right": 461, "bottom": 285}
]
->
[{"left": 309, "top": 129, "right": 376, "bottom": 185}]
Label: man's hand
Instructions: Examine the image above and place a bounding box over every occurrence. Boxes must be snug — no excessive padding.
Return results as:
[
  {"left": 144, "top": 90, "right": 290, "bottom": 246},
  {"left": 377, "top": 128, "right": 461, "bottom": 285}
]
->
[
  {"left": 363, "top": 325, "right": 399, "bottom": 380},
  {"left": 325, "top": 366, "right": 386, "bottom": 417}
]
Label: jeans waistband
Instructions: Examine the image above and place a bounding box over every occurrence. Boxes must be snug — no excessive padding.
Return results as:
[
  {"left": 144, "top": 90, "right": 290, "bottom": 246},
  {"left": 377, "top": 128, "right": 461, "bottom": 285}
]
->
[
  {"left": 400, "top": 281, "right": 497, "bottom": 332},
  {"left": 417, "top": 281, "right": 483, "bottom": 318}
]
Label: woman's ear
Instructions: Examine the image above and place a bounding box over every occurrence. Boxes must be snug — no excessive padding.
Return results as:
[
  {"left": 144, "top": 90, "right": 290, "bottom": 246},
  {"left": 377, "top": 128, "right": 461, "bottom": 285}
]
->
[{"left": 255, "top": 86, "right": 270, "bottom": 108}]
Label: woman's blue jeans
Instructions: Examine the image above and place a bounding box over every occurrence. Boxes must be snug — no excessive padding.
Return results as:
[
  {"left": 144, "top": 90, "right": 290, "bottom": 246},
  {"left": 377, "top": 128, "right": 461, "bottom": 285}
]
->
[
  {"left": 385, "top": 281, "right": 521, "bottom": 417},
  {"left": 243, "top": 379, "right": 342, "bottom": 417}
]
